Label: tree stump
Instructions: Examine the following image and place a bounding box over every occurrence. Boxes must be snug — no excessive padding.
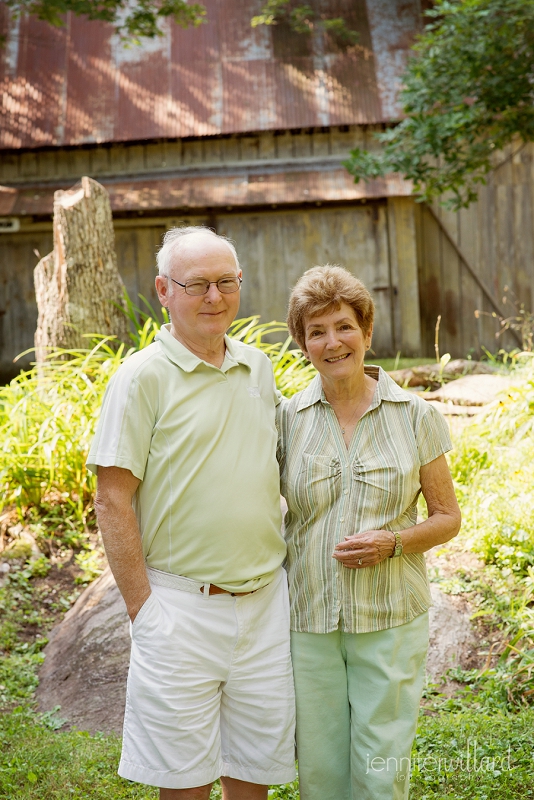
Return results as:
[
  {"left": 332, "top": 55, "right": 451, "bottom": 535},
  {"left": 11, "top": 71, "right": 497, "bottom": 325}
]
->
[{"left": 34, "top": 177, "right": 129, "bottom": 361}]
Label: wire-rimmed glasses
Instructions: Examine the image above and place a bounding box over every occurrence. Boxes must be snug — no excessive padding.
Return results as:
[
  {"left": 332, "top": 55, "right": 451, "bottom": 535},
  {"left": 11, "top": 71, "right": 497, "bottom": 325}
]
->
[{"left": 164, "top": 275, "right": 242, "bottom": 296}]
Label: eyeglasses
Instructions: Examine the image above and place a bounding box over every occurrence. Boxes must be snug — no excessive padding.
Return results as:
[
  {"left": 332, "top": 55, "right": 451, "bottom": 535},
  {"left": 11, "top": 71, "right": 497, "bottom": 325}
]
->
[{"left": 164, "top": 275, "right": 242, "bottom": 296}]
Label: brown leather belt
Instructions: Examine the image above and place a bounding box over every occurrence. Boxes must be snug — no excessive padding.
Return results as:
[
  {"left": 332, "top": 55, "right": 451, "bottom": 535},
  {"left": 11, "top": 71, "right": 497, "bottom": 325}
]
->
[{"left": 202, "top": 584, "right": 256, "bottom": 597}]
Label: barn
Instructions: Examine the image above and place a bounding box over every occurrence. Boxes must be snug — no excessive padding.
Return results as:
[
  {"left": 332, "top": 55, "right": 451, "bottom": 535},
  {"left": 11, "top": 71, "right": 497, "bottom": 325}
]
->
[{"left": 1, "top": 0, "right": 532, "bottom": 380}]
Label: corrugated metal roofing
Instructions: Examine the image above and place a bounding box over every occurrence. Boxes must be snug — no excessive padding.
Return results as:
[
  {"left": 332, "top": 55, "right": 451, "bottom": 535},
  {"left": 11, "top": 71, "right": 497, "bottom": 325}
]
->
[{"left": 0, "top": 0, "right": 421, "bottom": 149}]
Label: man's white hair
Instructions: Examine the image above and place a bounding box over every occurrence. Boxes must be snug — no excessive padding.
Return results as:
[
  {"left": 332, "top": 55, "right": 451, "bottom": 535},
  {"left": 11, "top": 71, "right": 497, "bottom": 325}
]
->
[{"left": 156, "top": 226, "right": 240, "bottom": 276}]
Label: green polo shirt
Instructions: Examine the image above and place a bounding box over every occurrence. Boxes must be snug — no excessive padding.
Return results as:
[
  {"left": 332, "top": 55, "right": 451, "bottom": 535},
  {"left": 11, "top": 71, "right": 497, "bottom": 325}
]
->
[{"left": 87, "top": 325, "right": 285, "bottom": 592}]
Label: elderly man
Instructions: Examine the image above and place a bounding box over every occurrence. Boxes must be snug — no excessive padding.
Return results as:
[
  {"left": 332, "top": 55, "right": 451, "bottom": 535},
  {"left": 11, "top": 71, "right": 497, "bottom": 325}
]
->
[{"left": 87, "top": 227, "right": 295, "bottom": 800}]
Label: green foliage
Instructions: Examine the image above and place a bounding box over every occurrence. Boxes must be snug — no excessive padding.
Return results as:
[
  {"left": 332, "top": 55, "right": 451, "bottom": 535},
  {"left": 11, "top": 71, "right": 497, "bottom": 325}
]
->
[
  {"left": 0, "top": 707, "right": 156, "bottom": 799},
  {"left": 0, "top": 566, "right": 50, "bottom": 707},
  {"left": 0, "top": 338, "right": 127, "bottom": 522},
  {"left": 251, "top": 0, "right": 358, "bottom": 46},
  {"left": 0, "top": 706, "right": 298, "bottom": 798},
  {"left": 74, "top": 547, "right": 105, "bottom": 584},
  {"left": 2, "top": 540, "right": 33, "bottom": 561},
  {"left": 450, "top": 357, "right": 534, "bottom": 576},
  {"left": 29, "top": 556, "right": 51, "bottom": 578},
  {"left": 0, "top": 309, "right": 314, "bottom": 526},
  {"left": 228, "top": 317, "right": 316, "bottom": 398},
  {"left": 7, "top": 0, "right": 358, "bottom": 46},
  {"left": 444, "top": 355, "right": 534, "bottom": 709},
  {"left": 1, "top": 705, "right": 533, "bottom": 799},
  {"left": 345, "top": 0, "right": 534, "bottom": 209},
  {"left": 410, "top": 710, "right": 534, "bottom": 798},
  {"left": 5, "top": 0, "right": 206, "bottom": 41}
]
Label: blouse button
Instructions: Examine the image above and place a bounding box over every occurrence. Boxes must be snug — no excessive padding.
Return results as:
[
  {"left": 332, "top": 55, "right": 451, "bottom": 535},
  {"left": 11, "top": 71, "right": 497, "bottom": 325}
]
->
[
  {"left": 343, "top": 489, "right": 349, "bottom": 495},
  {"left": 340, "top": 517, "right": 345, "bottom": 523}
]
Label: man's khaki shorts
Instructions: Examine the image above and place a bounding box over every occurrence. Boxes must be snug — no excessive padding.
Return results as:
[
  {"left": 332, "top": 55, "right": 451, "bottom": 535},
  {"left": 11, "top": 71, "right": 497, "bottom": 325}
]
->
[{"left": 119, "top": 567, "right": 296, "bottom": 790}]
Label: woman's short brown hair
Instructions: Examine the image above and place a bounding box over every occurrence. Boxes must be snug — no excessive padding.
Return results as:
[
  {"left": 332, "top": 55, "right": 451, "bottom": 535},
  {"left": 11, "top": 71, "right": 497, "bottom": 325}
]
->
[{"left": 287, "top": 265, "right": 375, "bottom": 349}]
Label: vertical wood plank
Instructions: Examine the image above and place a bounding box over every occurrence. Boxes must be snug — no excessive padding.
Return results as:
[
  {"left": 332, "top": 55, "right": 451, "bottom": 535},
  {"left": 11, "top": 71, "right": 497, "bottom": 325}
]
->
[
  {"left": 292, "top": 132, "right": 312, "bottom": 158},
  {"left": 37, "top": 151, "right": 58, "bottom": 180},
  {"left": 387, "top": 197, "right": 422, "bottom": 357},
  {"left": 240, "top": 136, "right": 259, "bottom": 162},
  {"left": 258, "top": 132, "right": 275, "bottom": 160},
  {"left": 311, "top": 131, "right": 331, "bottom": 157},
  {"left": 126, "top": 145, "right": 146, "bottom": 172},
  {"left": 203, "top": 138, "right": 223, "bottom": 164},
  {"left": 135, "top": 226, "right": 165, "bottom": 313},
  {"left": 114, "top": 228, "right": 139, "bottom": 302},
  {"left": 274, "top": 132, "right": 293, "bottom": 160},
  {"left": 19, "top": 152, "right": 39, "bottom": 178},
  {"left": 163, "top": 141, "right": 182, "bottom": 169},
  {"left": 145, "top": 143, "right": 167, "bottom": 169},
  {"left": 437, "top": 206, "right": 462, "bottom": 357},
  {"left": 90, "top": 146, "right": 110, "bottom": 175},
  {"left": 0, "top": 152, "right": 19, "bottom": 181},
  {"left": 221, "top": 136, "right": 240, "bottom": 163},
  {"left": 0, "top": 230, "right": 52, "bottom": 378}
]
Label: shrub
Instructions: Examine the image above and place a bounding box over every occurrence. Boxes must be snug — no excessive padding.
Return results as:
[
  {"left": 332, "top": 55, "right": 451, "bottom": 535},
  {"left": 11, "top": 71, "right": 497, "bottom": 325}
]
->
[{"left": 0, "top": 312, "right": 315, "bottom": 526}]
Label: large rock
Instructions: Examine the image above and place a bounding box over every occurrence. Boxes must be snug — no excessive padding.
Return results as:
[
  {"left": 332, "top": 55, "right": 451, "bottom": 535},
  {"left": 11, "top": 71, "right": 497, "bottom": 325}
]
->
[
  {"left": 421, "top": 374, "right": 513, "bottom": 406},
  {"left": 36, "top": 567, "right": 130, "bottom": 735},
  {"left": 388, "top": 359, "right": 498, "bottom": 390},
  {"left": 426, "top": 583, "right": 477, "bottom": 683},
  {"left": 37, "top": 565, "right": 478, "bottom": 734}
]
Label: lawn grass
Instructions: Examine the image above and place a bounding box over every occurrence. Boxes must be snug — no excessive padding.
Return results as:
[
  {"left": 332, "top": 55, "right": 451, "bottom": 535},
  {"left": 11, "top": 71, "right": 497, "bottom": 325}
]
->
[
  {"left": 410, "top": 710, "right": 534, "bottom": 799},
  {"left": 0, "top": 707, "right": 298, "bottom": 799},
  {"left": 1, "top": 706, "right": 533, "bottom": 799}
]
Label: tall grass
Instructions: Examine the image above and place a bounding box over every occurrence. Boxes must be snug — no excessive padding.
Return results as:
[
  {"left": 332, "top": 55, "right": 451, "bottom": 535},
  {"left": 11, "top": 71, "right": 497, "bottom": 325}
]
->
[
  {"left": 448, "top": 354, "right": 534, "bottom": 709},
  {"left": 0, "top": 310, "right": 315, "bottom": 523}
]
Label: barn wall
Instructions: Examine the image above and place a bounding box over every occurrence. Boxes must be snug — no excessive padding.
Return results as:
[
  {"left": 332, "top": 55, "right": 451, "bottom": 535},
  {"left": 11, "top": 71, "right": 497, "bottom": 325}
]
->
[
  {"left": 3, "top": 138, "right": 533, "bottom": 379},
  {"left": 416, "top": 143, "right": 534, "bottom": 358},
  {"left": 218, "top": 203, "right": 397, "bottom": 357},
  {"left": 0, "top": 227, "right": 53, "bottom": 379},
  {"left": 0, "top": 201, "right": 404, "bottom": 380}
]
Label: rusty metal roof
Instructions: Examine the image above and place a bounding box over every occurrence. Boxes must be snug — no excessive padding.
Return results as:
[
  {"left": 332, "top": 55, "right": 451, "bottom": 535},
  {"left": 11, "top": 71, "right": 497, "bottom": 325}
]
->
[{"left": 0, "top": 0, "right": 421, "bottom": 149}]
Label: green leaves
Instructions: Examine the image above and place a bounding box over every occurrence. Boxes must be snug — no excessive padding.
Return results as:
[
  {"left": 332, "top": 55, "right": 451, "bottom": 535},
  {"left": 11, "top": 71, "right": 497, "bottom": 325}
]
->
[
  {"left": 228, "top": 316, "right": 316, "bottom": 398},
  {"left": 251, "top": 0, "right": 358, "bottom": 45},
  {"left": 5, "top": 0, "right": 206, "bottom": 40},
  {"left": 345, "top": 0, "right": 534, "bottom": 209},
  {"left": 0, "top": 302, "right": 314, "bottom": 521}
]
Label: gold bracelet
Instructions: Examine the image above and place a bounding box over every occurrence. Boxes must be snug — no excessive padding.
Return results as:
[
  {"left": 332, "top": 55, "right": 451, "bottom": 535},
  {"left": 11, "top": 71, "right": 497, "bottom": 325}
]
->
[{"left": 390, "top": 531, "right": 403, "bottom": 558}]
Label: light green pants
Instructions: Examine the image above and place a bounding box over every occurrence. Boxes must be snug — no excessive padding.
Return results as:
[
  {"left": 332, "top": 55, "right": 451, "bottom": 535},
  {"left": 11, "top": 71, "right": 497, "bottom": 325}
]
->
[{"left": 291, "top": 612, "right": 429, "bottom": 800}]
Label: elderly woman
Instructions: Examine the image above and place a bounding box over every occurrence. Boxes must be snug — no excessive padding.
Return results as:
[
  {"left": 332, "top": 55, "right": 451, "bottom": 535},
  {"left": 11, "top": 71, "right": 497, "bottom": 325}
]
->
[{"left": 277, "top": 266, "right": 461, "bottom": 800}]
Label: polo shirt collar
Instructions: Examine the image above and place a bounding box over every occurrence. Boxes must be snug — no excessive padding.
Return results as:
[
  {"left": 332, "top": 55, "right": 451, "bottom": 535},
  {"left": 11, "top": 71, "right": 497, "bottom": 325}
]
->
[
  {"left": 155, "top": 324, "right": 251, "bottom": 373},
  {"left": 223, "top": 334, "right": 252, "bottom": 370},
  {"left": 296, "top": 365, "right": 409, "bottom": 411}
]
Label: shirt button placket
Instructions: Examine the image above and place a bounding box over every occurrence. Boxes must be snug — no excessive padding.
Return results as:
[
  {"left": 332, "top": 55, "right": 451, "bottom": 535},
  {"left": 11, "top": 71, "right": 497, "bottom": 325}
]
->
[{"left": 339, "top": 461, "right": 350, "bottom": 524}]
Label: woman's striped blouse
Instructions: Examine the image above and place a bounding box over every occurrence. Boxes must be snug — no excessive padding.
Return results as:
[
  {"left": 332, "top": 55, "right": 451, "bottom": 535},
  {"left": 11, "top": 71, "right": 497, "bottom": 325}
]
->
[{"left": 277, "top": 366, "right": 452, "bottom": 634}]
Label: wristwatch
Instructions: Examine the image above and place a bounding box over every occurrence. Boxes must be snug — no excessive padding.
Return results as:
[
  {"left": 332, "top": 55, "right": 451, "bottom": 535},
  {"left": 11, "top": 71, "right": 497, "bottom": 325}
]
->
[{"left": 390, "top": 531, "right": 403, "bottom": 558}]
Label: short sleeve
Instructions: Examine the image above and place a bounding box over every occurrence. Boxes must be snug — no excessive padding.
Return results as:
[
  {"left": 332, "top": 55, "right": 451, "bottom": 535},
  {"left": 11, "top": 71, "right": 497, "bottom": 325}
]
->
[
  {"left": 416, "top": 404, "right": 452, "bottom": 466},
  {"left": 86, "top": 364, "right": 156, "bottom": 481}
]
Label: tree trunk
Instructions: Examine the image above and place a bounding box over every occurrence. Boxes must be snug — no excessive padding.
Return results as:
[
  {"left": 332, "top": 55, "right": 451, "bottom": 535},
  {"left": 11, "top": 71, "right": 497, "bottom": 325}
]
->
[{"left": 34, "top": 177, "right": 129, "bottom": 362}]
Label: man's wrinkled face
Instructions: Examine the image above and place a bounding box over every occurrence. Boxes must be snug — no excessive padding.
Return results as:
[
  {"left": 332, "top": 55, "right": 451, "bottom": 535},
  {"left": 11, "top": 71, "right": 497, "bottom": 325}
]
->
[{"left": 155, "top": 234, "right": 242, "bottom": 347}]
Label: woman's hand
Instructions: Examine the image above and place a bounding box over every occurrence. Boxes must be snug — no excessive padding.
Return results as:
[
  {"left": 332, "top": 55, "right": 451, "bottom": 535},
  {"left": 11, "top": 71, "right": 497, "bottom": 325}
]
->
[
  {"left": 333, "top": 530, "right": 395, "bottom": 569},
  {"left": 333, "top": 455, "right": 461, "bottom": 570}
]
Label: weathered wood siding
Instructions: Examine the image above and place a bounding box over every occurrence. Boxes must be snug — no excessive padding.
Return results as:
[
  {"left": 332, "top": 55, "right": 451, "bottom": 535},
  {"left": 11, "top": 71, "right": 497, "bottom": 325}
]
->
[
  {"left": 2, "top": 141, "right": 533, "bottom": 377},
  {"left": 0, "top": 202, "right": 402, "bottom": 380},
  {"left": 218, "top": 203, "right": 397, "bottom": 357},
  {"left": 416, "top": 143, "right": 534, "bottom": 358},
  {"left": 0, "top": 229, "right": 53, "bottom": 378}
]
